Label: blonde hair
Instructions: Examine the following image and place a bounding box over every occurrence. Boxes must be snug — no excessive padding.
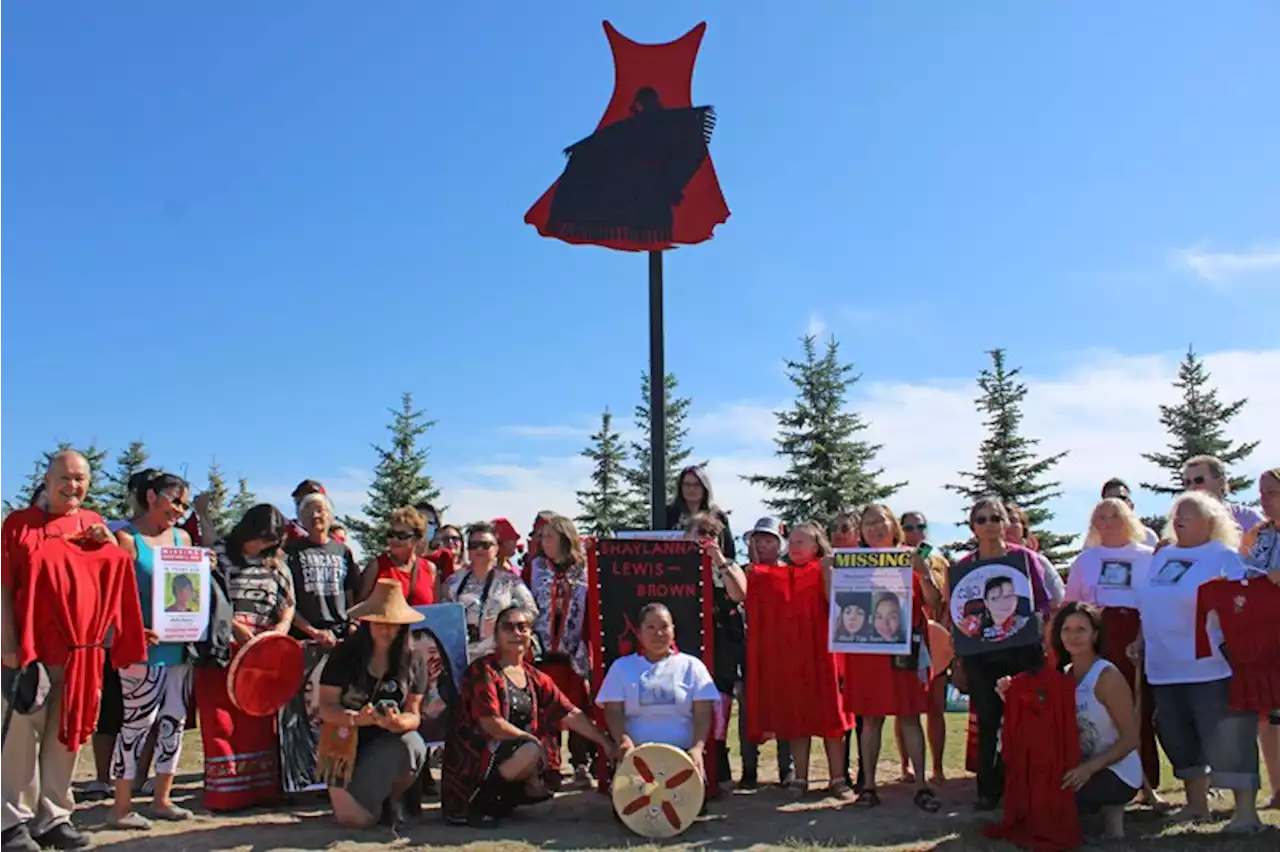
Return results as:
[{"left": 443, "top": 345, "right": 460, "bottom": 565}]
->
[
  {"left": 788, "top": 521, "right": 833, "bottom": 561},
  {"left": 1082, "top": 498, "right": 1149, "bottom": 549},
  {"left": 1166, "top": 491, "right": 1241, "bottom": 551}
]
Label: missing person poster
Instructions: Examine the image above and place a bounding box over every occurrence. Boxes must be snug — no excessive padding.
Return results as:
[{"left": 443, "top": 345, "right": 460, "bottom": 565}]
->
[
  {"left": 829, "top": 548, "right": 913, "bottom": 655},
  {"left": 948, "top": 552, "right": 1043, "bottom": 657},
  {"left": 152, "top": 546, "right": 212, "bottom": 642}
]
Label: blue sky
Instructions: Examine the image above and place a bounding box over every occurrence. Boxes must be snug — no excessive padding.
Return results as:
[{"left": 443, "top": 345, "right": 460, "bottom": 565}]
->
[{"left": 4, "top": 2, "right": 1278, "bottom": 548}]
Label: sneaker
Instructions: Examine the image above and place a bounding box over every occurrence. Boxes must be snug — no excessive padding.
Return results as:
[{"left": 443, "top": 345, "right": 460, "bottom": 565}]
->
[
  {"left": 738, "top": 771, "right": 759, "bottom": 791},
  {"left": 1, "top": 825, "right": 40, "bottom": 852},
  {"left": 106, "top": 811, "right": 153, "bottom": 831},
  {"left": 31, "top": 823, "right": 90, "bottom": 850}
]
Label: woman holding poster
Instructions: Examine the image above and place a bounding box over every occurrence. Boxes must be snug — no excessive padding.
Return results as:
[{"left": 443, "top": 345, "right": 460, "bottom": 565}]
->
[
  {"left": 947, "top": 496, "right": 1050, "bottom": 812},
  {"left": 109, "top": 472, "right": 196, "bottom": 829},
  {"left": 837, "top": 505, "right": 944, "bottom": 812}
]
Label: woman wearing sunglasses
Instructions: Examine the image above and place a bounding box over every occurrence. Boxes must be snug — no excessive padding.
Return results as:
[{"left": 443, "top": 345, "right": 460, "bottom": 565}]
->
[
  {"left": 950, "top": 497, "right": 1051, "bottom": 811},
  {"left": 442, "top": 605, "right": 615, "bottom": 826},
  {"left": 443, "top": 522, "right": 536, "bottom": 663},
  {"left": 358, "top": 507, "right": 436, "bottom": 606}
]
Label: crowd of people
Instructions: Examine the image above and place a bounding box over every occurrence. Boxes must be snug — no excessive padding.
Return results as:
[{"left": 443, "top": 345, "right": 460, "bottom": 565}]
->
[{"left": 1, "top": 450, "right": 1278, "bottom": 850}]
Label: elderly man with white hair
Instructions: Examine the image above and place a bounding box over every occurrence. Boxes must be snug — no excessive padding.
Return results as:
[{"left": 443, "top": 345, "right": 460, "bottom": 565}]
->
[
  {"left": 286, "top": 492, "right": 360, "bottom": 648},
  {"left": 2, "top": 450, "right": 147, "bottom": 852}
]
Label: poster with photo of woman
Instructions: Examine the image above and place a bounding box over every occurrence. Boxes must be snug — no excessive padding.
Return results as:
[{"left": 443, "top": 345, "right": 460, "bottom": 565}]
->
[
  {"left": 828, "top": 548, "right": 913, "bottom": 655},
  {"left": 948, "top": 554, "right": 1042, "bottom": 656},
  {"left": 411, "top": 603, "right": 466, "bottom": 746}
]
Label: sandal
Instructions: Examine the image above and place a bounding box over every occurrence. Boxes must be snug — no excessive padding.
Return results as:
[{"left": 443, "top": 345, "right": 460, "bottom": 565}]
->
[
  {"left": 853, "top": 789, "right": 881, "bottom": 808},
  {"left": 914, "top": 788, "right": 941, "bottom": 814},
  {"left": 826, "top": 780, "right": 853, "bottom": 799},
  {"left": 150, "top": 804, "right": 192, "bottom": 821},
  {"left": 108, "top": 811, "right": 153, "bottom": 830}
]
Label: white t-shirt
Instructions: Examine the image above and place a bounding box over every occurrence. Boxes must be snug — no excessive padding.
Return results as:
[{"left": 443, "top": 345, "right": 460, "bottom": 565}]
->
[
  {"left": 595, "top": 652, "right": 720, "bottom": 750},
  {"left": 1136, "top": 541, "right": 1246, "bottom": 686},
  {"left": 1064, "top": 544, "right": 1154, "bottom": 609}
]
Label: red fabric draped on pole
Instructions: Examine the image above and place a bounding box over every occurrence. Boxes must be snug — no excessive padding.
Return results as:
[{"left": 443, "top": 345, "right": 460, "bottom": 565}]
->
[
  {"left": 524, "top": 21, "right": 730, "bottom": 252},
  {"left": 983, "top": 667, "right": 1081, "bottom": 852}
]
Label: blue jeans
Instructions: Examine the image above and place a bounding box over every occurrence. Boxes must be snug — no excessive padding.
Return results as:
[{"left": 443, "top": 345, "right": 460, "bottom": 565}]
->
[{"left": 1152, "top": 678, "right": 1259, "bottom": 790}]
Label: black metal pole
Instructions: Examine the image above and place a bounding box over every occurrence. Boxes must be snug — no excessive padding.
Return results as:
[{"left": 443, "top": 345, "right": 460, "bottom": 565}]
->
[{"left": 648, "top": 250, "right": 665, "bottom": 530}]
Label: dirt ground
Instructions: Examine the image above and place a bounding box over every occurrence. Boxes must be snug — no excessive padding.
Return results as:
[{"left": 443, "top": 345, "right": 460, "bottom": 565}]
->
[{"left": 69, "top": 714, "right": 1277, "bottom": 851}]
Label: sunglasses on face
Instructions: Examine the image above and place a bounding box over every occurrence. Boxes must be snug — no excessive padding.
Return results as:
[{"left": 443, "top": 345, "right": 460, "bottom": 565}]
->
[
  {"left": 162, "top": 492, "right": 191, "bottom": 513},
  {"left": 973, "top": 515, "right": 1005, "bottom": 525},
  {"left": 468, "top": 540, "right": 496, "bottom": 551},
  {"left": 387, "top": 530, "right": 417, "bottom": 541},
  {"left": 1182, "top": 475, "right": 1208, "bottom": 487},
  {"left": 500, "top": 621, "right": 532, "bottom": 634},
  {"left": 442, "top": 535, "right": 462, "bottom": 544},
  {"left": 902, "top": 523, "right": 927, "bottom": 533}
]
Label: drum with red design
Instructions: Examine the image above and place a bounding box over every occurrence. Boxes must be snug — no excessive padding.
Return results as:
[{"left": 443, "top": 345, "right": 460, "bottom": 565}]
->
[
  {"left": 611, "top": 743, "right": 704, "bottom": 838},
  {"left": 227, "top": 632, "right": 306, "bottom": 717}
]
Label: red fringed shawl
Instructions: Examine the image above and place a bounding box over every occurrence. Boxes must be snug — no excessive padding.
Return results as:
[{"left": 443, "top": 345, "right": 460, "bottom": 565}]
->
[
  {"left": 983, "top": 667, "right": 1081, "bottom": 852},
  {"left": 745, "top": 562, "right": 852, "bottom": 741},
  {"left": 1196, "top": 577, "right": 1280, "bottom": 711},
  {"left": 15, "top": 536, "right": 147, "bottom": 748}
]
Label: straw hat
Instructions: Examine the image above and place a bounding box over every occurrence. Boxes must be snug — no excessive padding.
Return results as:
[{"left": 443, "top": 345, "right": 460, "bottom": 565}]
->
[{"left": 347, "top": 579, "right": 425, "bottom": 625}]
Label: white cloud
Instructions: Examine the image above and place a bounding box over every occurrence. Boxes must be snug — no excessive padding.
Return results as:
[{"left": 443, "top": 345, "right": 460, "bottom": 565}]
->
[
  {"left": 500, "top": 423, "right": 593, "bottom": 439},
  {"left": 1174, "top": 243, "right": 1280, "bottom": 285},
  {"left": 806, "top": 313, "right": 827, "bottom": 338},
  {"left": 260, "top": 348, "right": 1279, "bottom": 562}
]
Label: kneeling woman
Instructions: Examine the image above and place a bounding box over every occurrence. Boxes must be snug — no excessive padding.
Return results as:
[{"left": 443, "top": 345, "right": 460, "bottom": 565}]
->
[
  {"left": 442, "top": 605, "right": 616, "bottom": 826},
  {"left": 596, "top": 603, "right": 721, "bottom": 779},
  {"left": 316, "top": 580, "right": 430, "bottom": 828},
  {"left": 1050, "top": 602, "right": 1141, "bottom": 840}
]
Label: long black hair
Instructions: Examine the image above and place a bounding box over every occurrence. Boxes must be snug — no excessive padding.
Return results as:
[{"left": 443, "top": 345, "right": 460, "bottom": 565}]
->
[
  {"left": 345, "top": 621, "right": 414, "bottom": 694},
  {"left": 224, "top": 504, "right": 288, "bottom": 563},
  {"left": 133, "top": 471, "right": 188, "bottom": 514}
]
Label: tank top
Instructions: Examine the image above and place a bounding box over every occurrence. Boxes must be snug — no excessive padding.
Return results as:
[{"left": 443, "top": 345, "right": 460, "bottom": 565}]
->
[
  {"left": 1073, "top": 658, "right": 1142, "bottom": 788},
  {"left": 375, "top": 553, "right": 434, "bottom": 605},
  {"left": 128, "top": 525, "right": 187, "bottom": 667}
]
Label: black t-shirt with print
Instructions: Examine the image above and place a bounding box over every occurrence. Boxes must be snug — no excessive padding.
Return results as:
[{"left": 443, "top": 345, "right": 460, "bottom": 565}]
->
[
  {"left": 286, "top": 537, "right": 360, "bottom": 633},
  {"left": 320, "top": 637, "right": 428, "bottom": 744}
]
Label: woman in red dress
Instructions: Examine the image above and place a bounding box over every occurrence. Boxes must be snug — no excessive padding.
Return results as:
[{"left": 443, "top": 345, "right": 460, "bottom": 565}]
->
[
  {"left": 839, "top": 505, "right": 944, "bottom": 811},
  {"left": 745, "top": 522, "right": 853, "bottom": 796},
  {"left": 357, "top": 507, "right": 436, "bottom": 606}
]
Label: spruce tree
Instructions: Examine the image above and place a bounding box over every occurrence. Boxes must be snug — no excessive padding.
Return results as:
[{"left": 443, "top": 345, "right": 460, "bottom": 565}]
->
[
  {"left": 203, "top": 459, "right": 231, "bottom": 537},
  {"left": 226, "top": 478, "right": 257, "bottom": 526},
  {"left": 944, "top": 349, "right": 1072, "bottom": 560},
  {"left": 103, "top": 441, "right": 151, "bottom": 521},
  {"left": 343, "top": 392, "right": 441, "bottom": 555},
  {"left": 623, "top": 372, "right": 697, "bottom": 525},
  {"left": 576, "top": 408, "right": 641, "bottom": 536},
  {"left": 1140, "top": 346, "right": 1259, "bottom": 498},
  {"left": 745, "top": 335, "right": 903, "bottom": 530},
  {"left": 3, "top": 458, "right": 47, "bottom": 515}
]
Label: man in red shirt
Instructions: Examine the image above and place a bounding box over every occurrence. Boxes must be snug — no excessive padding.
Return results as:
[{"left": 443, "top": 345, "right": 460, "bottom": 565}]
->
[{"left": 2, "top": 450, "right": 115, "bottom": 852}]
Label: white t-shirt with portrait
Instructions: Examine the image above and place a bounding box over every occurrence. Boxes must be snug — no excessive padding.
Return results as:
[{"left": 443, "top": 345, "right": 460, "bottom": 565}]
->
[
  {"left": 1064, "top": 544, "right": 1154, "bottom": 609},
  {"left": 595, "top": 652, "right": 720, "bottom": 750},
  {"left": 1136, "top": 541, "right": 1246, "bottom": 686}
]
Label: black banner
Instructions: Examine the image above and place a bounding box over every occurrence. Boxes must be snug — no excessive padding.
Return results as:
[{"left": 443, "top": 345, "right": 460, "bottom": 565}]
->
[{"left": 591, "top": 538, "right": 706, "bottom": 671}]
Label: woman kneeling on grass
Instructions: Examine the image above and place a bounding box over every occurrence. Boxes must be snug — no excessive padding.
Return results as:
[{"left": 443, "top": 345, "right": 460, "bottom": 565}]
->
[
  {"left": 441, "top": 605, "right": 616, "bottom": 827},
  {"left": 1001, "top": 601, "right": 1141, "bottom": 840},
  {"left": 316, "top": 580, "right": 429, "bottom": 828}
]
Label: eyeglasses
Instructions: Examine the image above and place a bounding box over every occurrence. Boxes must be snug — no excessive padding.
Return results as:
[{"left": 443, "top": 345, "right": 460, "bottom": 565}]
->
[
  {"left": 973, "top": 515, "right": 1005, "bottom": 525},
  {"left": 500, "top": 621, "right": 532, "bottom": 634},
  {"left": 387, "top": 530, "right": 417, "bottom": 541},
  {"left": 1182, "top": 475, "right": 1208, "bottom": 487},
  {"left": 902, "top": 524, "right": 927, "bottom": 533},
  {"left": 467, "top": 540, "right": 496, "bottom": 551},
  {"left": 442, "top": 535, "right": 462, "bottom": 544}
]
